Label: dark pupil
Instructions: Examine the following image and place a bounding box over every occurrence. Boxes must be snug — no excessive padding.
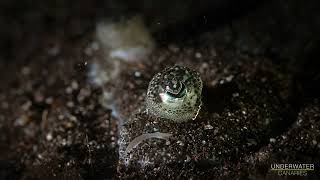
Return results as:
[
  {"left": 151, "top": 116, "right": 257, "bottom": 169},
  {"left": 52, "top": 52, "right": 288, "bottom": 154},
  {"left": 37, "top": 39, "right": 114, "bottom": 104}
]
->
[{"left": 166, "top": 83, "right": 186, "bottom": 98}]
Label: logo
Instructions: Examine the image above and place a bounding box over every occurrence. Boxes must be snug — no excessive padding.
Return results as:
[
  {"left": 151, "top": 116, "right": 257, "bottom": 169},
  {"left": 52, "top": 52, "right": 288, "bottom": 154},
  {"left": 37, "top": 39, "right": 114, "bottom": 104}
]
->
[{"left": 270, "top": 163, "right": 315, "bottom": 176}]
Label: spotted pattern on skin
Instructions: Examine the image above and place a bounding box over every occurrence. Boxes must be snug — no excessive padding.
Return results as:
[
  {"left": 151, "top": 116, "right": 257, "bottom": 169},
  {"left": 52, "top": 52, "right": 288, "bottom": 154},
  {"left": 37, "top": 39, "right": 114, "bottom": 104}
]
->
[{"left": 146, "top": 65, "right": 203, "bottom": 122}]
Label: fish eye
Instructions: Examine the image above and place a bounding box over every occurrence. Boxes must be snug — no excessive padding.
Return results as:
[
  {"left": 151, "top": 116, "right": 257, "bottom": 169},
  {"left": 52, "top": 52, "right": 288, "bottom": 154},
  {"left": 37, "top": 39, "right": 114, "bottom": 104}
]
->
[{"left": 165, "top": 83, "right": 186, "bottom": 99}]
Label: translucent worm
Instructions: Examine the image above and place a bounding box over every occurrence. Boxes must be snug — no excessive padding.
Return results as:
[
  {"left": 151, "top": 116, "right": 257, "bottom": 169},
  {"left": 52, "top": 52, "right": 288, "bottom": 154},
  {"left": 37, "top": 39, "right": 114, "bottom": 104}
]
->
[{"left": 125, "top": 132, "right": 172, "bottom": 154}]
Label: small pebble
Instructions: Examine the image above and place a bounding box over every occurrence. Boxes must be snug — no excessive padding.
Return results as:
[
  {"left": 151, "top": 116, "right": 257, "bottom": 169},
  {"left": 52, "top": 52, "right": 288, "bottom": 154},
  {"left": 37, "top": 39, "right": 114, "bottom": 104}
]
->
[
  {"left": 71, "top": 81, "right": 79, "bottom": 90},
  {"left": 269, "top": 138, "right": 276, "bottom": 143},
  {"left": 204, "top": 124, "right": 214, "bottom": 130},
  {"left": 134, "top": 71, "right": 141, "bottom": 77},
  {"left": 195, "top": 52, "right": 202, "bottom": 59},
  {"left": 46, "top": 133, "right": 53, "bottom": 141},
  {"left": 312, "top": 140, "right": 317, "bottom": 145},
  {"left": 48, "top": 45, "right": 60, "bottom": 56},
  {"left": 21, "top": 66, "right": 31, "bottom": 75},
  {"left": 177, "top": 141, "right": 184, "bottom": 146}
]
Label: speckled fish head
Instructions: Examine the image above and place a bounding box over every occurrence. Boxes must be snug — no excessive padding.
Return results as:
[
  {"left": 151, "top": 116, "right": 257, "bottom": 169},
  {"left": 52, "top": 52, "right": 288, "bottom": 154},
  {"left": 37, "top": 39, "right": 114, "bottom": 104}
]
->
[{"left": 146, "top": 65, "right": 203, "bottom": 122}]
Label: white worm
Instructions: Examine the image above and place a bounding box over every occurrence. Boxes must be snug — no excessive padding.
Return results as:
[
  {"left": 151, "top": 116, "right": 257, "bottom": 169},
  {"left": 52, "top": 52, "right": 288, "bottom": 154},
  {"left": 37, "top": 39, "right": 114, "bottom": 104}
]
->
[{"left": 125, "top": 132, "right": 172, "bottom": 154}]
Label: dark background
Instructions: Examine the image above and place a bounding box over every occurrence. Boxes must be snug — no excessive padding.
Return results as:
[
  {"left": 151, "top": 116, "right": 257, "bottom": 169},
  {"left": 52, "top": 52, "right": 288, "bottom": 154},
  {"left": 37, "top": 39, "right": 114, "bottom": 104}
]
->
[{"left": 0, "top": 0, "right": 319, "bottom": 179}]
